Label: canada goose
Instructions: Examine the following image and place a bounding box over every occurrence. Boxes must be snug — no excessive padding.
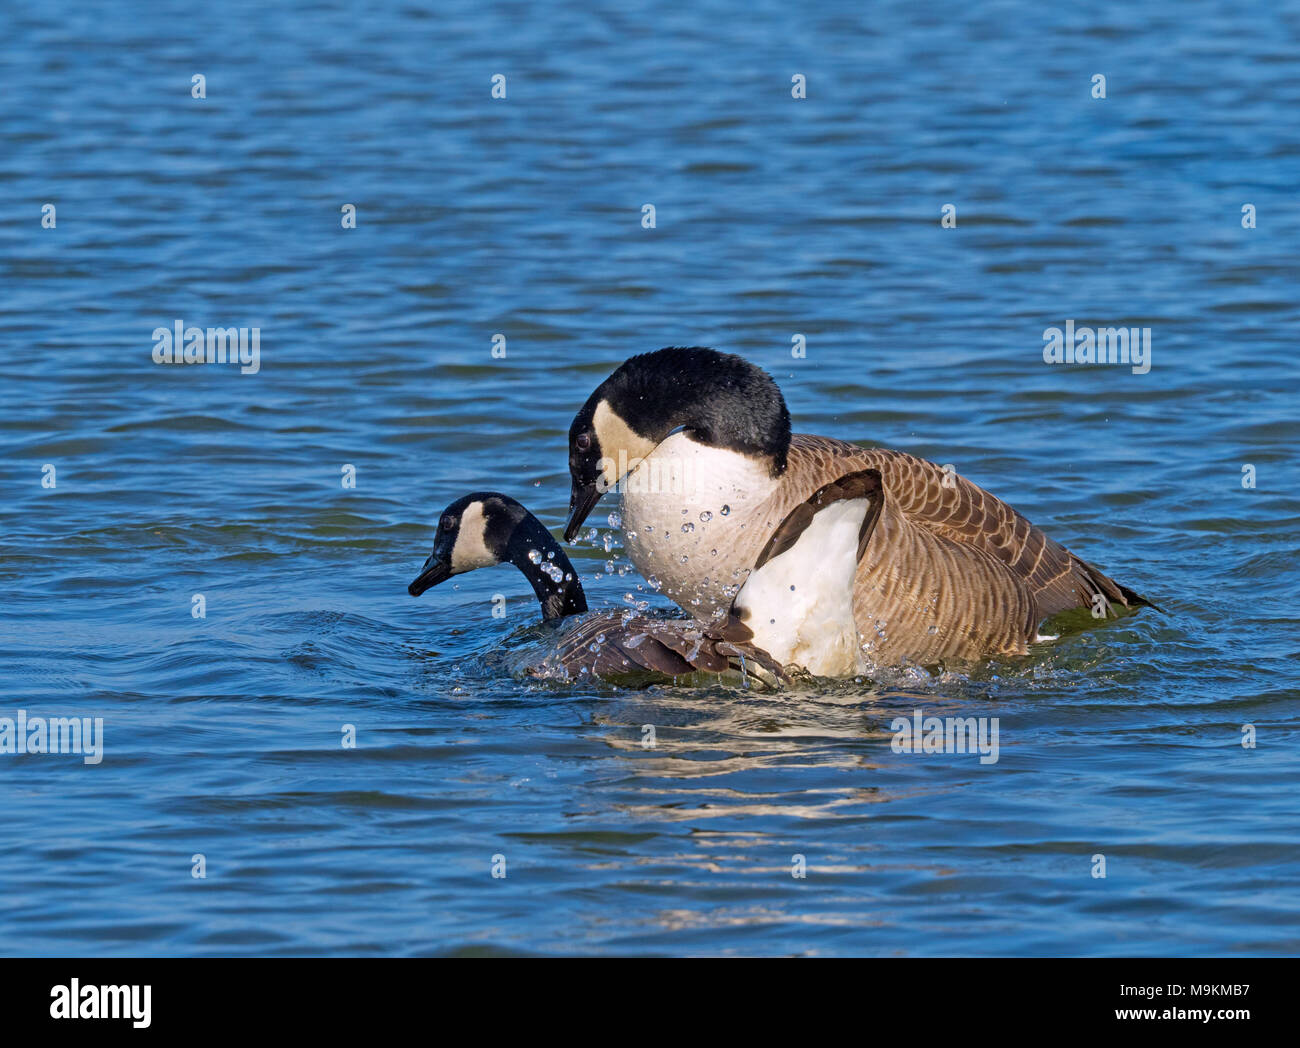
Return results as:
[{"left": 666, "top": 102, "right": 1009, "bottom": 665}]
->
[
  {"left": 408, "top": 491, "right": 786, "bottom": 684},
  {"left": 563, "top": 347, "right": 1154, "bottom": 674}
]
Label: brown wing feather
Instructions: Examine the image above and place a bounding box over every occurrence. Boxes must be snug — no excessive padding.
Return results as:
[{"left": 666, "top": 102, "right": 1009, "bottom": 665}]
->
[
  {"left": 754, "top": 469, "right": 883, "bottom": 569},
  {"left": 762, "top": 434, "right": 1152, "bottom": 662}
]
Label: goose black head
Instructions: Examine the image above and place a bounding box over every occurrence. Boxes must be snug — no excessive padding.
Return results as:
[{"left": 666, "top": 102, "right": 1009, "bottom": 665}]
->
[
  {"left": 408, "top": 492, "right": 501, "bottom": 596},
  {"left": 564, "top": 347, "right": 791, "bottom": 541},
  {"left": 409, "top": 492, "right": 587, "bottom": 620}
]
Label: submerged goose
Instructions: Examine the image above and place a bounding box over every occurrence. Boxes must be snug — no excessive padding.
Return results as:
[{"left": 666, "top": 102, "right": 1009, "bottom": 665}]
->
[
  {"left": 408, "top": 491, "right": 786, "bottom": 684},
  {"left": 563, "top": 347, "right": 1153, "bottom": 675}
]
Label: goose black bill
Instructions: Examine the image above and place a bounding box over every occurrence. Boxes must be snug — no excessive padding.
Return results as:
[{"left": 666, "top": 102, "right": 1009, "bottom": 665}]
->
[
  {"left": 563, "top": 481, "right": 603, "bottom": 543},
  {"left": 408, "top": 554, "right": 452, "bottom": 597}
]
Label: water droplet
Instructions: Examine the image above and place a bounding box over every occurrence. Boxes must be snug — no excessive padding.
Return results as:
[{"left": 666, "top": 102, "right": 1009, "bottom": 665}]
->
[
  {"left": 605, "top": 560, "right": 616, "bottom": 573},
  {"left": 710, "top": 548, "right": 717, "bottom": 556},
  {"left": 681, "top": 522, "right": 694, "bottom": 533},
  {"left": 547, "top": 551, "right": 555, "bottom": 560},
  {"left": 585, "top": 527, "right": 598, "bottom": 542},
  {"left": 607, "top": 512, "right": 623, "bottom": 528},
  {"left": 647, "top": 575, "right": 661, "bottom": 591},
  {"left": 720, "top": 504, "right": 731, "bottom": 516},
  {"left": 700, "top": 510, "right": 712, "bottom": 522},
  {"left": 527, "top": 549, "right": 542, "bottom": 564}
]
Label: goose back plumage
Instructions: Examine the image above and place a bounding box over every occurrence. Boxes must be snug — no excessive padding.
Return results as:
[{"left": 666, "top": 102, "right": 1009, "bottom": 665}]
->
[{"left": 536, "top": 610, "right": 787, "bottom": 684}]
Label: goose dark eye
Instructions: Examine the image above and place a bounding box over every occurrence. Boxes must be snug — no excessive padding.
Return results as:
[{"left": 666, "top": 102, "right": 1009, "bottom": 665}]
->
[
  {"left": 440, "top": 515, "right": 457, "bottom": 532},
  {"left": 575, "top": 432, "right": 592, "bottom": 452}
]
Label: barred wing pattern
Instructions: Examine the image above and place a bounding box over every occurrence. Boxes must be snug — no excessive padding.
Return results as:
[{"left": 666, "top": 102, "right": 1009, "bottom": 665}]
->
[{"left": 751, "top": 435, "right": 1151, "bottom": 664}]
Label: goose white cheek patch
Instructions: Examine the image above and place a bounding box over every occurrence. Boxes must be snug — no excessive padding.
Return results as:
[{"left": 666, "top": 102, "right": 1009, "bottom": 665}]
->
[
  {"left": 450, "top": 501, "right": 497, "bottom": 573},
  {"left": 734, "top": 498, "right": 869, "bottom": 678}
]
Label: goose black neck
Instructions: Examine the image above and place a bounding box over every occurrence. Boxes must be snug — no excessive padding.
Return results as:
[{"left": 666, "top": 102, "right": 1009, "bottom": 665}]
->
[{"left": 506, "top": 514, "right": 588, "bottom": 621}]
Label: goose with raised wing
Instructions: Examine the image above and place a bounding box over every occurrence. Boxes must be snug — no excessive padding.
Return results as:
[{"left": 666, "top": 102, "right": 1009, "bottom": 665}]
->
[
  {"left": 408, "top": 491, "right": 786, "bottom": 684},
  {"left": 562, "top": 347, "right": 1153, "bottom": 675}
]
